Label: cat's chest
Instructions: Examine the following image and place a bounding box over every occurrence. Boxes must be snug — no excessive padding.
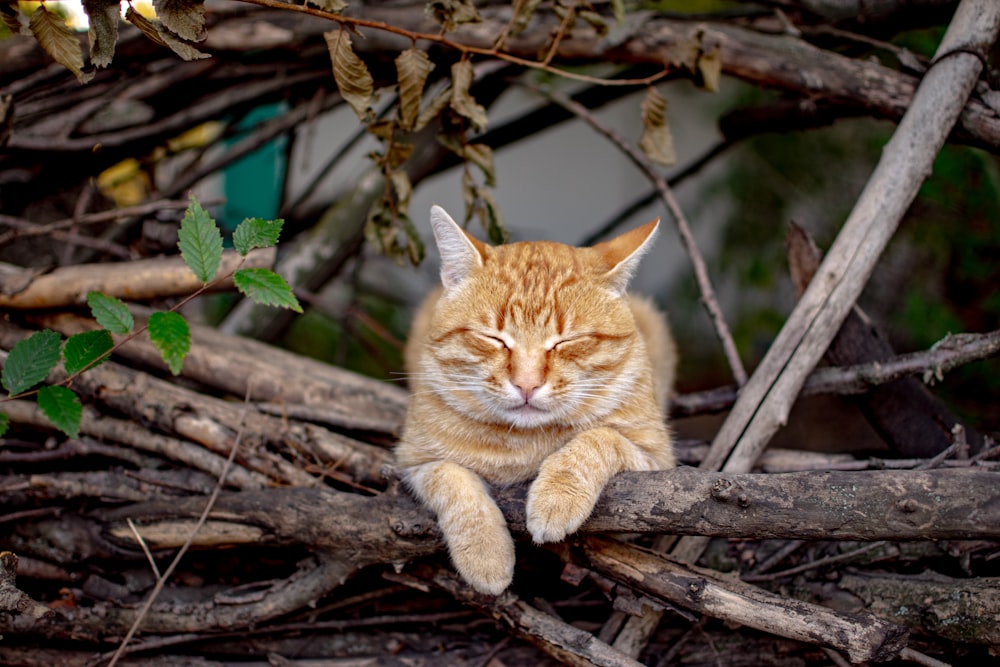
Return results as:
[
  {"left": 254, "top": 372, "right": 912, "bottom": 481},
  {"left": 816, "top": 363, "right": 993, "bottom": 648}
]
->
[{"left": 435, "top": 422, "right": 577, "bottom": 485}]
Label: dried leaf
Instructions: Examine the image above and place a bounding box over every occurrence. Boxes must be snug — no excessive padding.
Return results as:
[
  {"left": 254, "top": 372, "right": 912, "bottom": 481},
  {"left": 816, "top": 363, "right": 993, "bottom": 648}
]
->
[
  {"left": 384, "top": 141, "right": 414, "bottom": 170},
  {"left": 82, "top": 0, "right": 120, "bottom": 68},
  {"left": 325, "top": 28, "right": 374, "bottom": 121},
  {"left": 1, "top": 0, "right": 22, "bottom": 35},
  {"left": 427, "top": 0, "right": 481, "bottom": 32},
  {"left": 697, "top": 45, "right": 721, "bottom": 93},
  {"left": 395, "top": 47, "right": 434, "bottom": 132},
  {"left": 474, "top": 186, "right": 507, "bottom": 245},
  {"left": 510, "top": 0, "right": 542, "bottom": 36},
  {"left": 414, "top": 83, "right": 452, "bottom": 132},
  {"left": 125, "top": 7, "right": 210, "bottom": 60},
  {"left": 29, "top": 6, "right": 92, "bottom": 83},
  {"left": 153, "top": 0, "right": 205, "bottom": 42},
  {"left": 306, "top": 0, "right": 347, "bottom": 12},
  {"left": 389, "top": 170, "right": 412, "bottom": 208},
  {"left": 125, "top": 7, "right": 167, "bottom": 47},
  {"left": 638, "top": 86, "right": 675, "bottom": 167},
  {"left": 461, "top": 169, "right": 476, "bottom": 221},
  {"left": 577, "top": 9, "right": 608, "bottom": 37},
  {"left": 463, "top": 143, "right": 495, "bottom": 187},
  {"left": 450, "top": 60, "right": 488, "bottom": 132},
  {"left": 367, "top": 119, "right": 396, "bottom": 142},
  {"left": 0, "top": 94, "right": 12, "bottom": 149},
  {"left": 611, "top": 0, "right": 625, "bottom": 26}
]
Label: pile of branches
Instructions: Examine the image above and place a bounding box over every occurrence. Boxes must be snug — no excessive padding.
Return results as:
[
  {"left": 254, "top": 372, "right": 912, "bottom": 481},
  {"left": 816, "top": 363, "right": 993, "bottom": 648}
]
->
[
  {"left": 0, "top": 253, "right": 998, "bottom": 666},
  {"left": 2, "top": 0, "right": 1000, "bottom": 665}
]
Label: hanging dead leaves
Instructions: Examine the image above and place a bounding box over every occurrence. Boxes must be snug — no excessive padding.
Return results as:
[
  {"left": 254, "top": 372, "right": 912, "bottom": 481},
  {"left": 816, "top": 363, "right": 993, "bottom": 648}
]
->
[
  {"left": 6, "top": 0, "right": 722, "bottom": 264},
  {"left": 5, "top": 0, "right": 210, "bottom": 83}
]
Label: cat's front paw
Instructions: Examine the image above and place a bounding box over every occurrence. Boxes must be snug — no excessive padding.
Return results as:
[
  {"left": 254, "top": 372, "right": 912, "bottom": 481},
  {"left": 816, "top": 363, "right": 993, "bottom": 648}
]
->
[
  {"left": 442, "top": 505, "right": 516, "bottom": 595},
  {"left": 525, "top": 469, "right": 598, "bottom": 544}
]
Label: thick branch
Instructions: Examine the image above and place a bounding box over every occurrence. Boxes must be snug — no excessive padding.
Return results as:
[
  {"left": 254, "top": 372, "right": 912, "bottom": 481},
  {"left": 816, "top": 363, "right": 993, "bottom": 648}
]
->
[
  {"left": 0, "top": 248, "right": 274, "bottom": 309},
  {"left": 581, "top": 536, "right": 908, "bottom": 664},
  {"left": 695, "top": 1, "right": 999, "bottom": 481}
]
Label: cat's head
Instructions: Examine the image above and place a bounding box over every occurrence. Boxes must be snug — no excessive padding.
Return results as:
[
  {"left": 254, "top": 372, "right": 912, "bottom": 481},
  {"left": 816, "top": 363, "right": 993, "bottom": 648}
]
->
[{"left": 421, "top": 205, "right": 659, "bottom": 430}]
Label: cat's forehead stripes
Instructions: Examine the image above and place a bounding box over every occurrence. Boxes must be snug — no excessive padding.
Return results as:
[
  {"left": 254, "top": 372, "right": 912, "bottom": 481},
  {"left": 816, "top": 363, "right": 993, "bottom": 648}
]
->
[{"left": 483, "top": 242, "right": 596, "bottom": 336}]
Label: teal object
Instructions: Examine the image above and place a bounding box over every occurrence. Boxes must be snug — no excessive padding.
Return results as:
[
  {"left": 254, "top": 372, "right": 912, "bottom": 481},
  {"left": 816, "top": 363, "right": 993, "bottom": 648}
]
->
[{"left": 220, "top": 102, "right": 288, "bottom": 234}]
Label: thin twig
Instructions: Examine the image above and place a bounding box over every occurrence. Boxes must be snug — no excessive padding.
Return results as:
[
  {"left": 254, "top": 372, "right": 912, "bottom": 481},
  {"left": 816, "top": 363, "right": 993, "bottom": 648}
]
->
[
  {"left": 899, "top": 647, "right": 953, "bottom": 667},
  {"left": 105, "top": 392, "right": 250, "bottom": 667},
  {"left": 0, "top": 198, "right": 218, "bottom": 246},
  {"left": 741, "top": 542, "right": 889, "bottom": 583},
  {"left": 522, "top": 81, "right": 748, "bottom": 387},
  {"left": 125, "top": 518, "right": 162, "bottom": 579},
  {"left": 237, "top": 0, "right": 671, "bottom": 88},
  {"left": 669, "top": 329, "right": 1000, "bottom": 418}
]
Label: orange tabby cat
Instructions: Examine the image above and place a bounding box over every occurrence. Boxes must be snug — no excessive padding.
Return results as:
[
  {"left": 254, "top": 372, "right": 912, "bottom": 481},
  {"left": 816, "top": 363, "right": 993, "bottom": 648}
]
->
[{"left": 396, "top": 205, "right": 676, "bottom": 595}]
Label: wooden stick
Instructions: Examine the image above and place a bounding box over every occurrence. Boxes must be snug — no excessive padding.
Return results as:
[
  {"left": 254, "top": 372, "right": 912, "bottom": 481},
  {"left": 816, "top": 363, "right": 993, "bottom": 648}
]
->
[
  {"left": 0, "top": 248, "right": 274, "bottom": 309},
  {"left": 582, "top": 536, "right": 908, "bottom": 664}
]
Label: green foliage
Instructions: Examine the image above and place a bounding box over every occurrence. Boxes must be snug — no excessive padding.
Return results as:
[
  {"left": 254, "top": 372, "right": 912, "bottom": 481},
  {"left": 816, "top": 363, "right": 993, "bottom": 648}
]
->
[
  {"left": 37, "top": 386, "right": 82, "bottom": 438},
  {"left": 87, "top": 292, "right": 135, "bottom": 335},
  {"left": 233, "top": 268, "right": 303, "bottom": 313},
  {"left": 233, "top": 217, "right": 284, "bottom": 256},
  {"left": 148, "top": 311, "right": 191, "bottom": 376},
  {"left": 2, "top": 329, "right": 61, "bottom": 395},
  {"left": 0, "top": 197, "right": 293, "bottom": 440},
  {"left": 63, "top": 329, "right": 114, "bottom": 376},
  {"left": 178, "top": 197, "right": 224, "bottom": 283}
]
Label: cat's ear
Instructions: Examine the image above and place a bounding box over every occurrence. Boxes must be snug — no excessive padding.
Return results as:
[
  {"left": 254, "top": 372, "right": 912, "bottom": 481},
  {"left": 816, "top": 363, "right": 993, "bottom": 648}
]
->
[
  {"left": 430, "top": 205, "right": 488, "bottom": 291},
  {"left": 593, "top": 218, "right": 659, "bottom": 294}
]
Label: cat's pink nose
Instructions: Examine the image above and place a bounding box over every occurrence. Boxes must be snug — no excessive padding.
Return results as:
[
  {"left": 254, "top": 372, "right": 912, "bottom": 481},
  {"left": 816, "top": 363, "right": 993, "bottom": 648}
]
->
[{"left": 514, "top": 382, "right": 540, "bottom": 402}]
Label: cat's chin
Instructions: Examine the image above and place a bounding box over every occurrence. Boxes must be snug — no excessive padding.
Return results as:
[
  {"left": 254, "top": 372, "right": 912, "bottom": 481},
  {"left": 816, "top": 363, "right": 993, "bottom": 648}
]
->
[{"left": 501, "top": 404, "right": 559, "bottom": 429}]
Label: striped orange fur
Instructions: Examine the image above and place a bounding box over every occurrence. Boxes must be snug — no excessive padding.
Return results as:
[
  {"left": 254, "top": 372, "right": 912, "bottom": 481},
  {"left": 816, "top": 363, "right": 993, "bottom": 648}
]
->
[{"left": 396, "top": 205, "right": 677, "bottom": 595}]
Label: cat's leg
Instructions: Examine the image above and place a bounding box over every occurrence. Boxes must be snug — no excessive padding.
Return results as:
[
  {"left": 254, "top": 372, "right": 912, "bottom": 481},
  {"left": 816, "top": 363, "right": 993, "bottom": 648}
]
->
[
  {"left": 405, "top": 460, "right": 516, "bottom": 595},
  {"left": 525, "top": 427, "right": 656, "bottom": 544}
]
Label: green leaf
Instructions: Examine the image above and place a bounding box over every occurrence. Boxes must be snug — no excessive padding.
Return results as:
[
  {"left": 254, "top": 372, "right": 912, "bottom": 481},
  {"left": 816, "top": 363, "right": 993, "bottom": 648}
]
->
[
  {"left": 233, "top": 268, "right": 303, "bottom": 313},
  {"left": 29, "top": 5, "right": 93, "bottom": 83},
  {"left": 2, "top": 330, "right": 61, "bottom": 395},
  {"left": 37, "top": 386, "right": 82, "bottom": 439},
  {"left": 148, "top": 311, "right": 191, "bottom": 375},
  {"left": 395, "top": 47, "right": 434, "bottom": 132},
  {"left": 82, "top": 0, "right": 120, "bottom": 68},
  {"left": 178, "top": 197, "right": 223, "bottom": 284},
  {"left": 152, "top": 0, "right": 205, "bottom": 42},
  {"left": 63, "top": 329, "right": 114, "bottom": 376},
  {"left": 0, "top": 412, "right": 10, "bottom": 437},
  {"left": 87, "top": 292, "right": 134, "bottom": 335},
  {"left": 233, "top": 217, "right": 284, "bottom": 256},
  {"left": 325, "top": 29, "right": 374, "bottom": 121},
  {"left": 638, "top": 86, "right": 676, "bottom": 167},
  {"left": 450, "top": 60, "right": 488, "bottom": 132}
]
